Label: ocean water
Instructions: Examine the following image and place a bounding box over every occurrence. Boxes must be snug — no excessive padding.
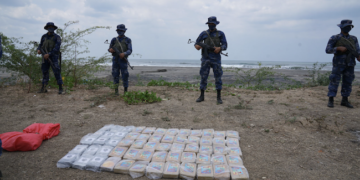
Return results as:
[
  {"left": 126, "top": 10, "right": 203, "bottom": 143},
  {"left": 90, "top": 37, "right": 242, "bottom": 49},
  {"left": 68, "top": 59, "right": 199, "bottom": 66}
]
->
[{"left": 108, "top": 59, "right": 360, "bottom": 72}]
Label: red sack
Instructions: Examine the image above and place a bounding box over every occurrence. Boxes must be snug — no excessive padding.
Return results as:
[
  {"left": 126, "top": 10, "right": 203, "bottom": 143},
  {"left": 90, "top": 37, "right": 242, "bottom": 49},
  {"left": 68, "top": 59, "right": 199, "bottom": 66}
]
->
[
  {"left": 23, "top": 123, "right": 61, "bottom": 140},
  {"left": 0, "top": 132, "right": 43, "bottom": 151}
]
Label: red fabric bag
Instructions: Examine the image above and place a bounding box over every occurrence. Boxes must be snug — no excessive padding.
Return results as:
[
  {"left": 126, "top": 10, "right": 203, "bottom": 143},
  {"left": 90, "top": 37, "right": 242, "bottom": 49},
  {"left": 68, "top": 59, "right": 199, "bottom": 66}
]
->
[
  {"left": 0, "top": 132, "right": 43, "bottom": 151},
  {"left": 23, "top": 123, "right": 61, "bottom": 140}
]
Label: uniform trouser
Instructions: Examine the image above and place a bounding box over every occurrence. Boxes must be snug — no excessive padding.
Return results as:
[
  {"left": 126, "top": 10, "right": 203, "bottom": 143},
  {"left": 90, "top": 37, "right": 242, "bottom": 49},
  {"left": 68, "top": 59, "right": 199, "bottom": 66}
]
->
[
  {"left": 327, "top": 65, "right": 355, "bottom": 97},
  {"left": 41, "top": 55, "right": 63, "bottom": 85},
  {"left": 199, "top": 57, "right": 223, "bottom": 90},
  {"left": 112, "top": 57, "right": 129, "bottom": 87}
]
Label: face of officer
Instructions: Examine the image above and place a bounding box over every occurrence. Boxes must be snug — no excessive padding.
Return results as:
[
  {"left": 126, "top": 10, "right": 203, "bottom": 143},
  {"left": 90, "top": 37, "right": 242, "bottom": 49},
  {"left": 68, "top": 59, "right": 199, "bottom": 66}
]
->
[
  {"left": 208, "top": 23, "right": 216, "bottom": 31},
  {"left": 117, "top": 30, "right": 126, "bottom": 36},
  {"left": 47, "top": 25, "right": 55, "bottom": 34},
  {"left": 341, "top": 25, "right": 352, "bottom": 34}
]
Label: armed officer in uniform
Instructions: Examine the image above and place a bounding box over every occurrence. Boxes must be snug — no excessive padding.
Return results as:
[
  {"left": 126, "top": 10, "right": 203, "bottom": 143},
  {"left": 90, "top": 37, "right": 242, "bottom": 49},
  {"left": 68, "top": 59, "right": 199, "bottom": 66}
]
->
[
  {"left": 326, "top": 20, "right": 360, "bottom": 108},
  {"left": 194, "top": 16, "right": 228, "bottom": 104},
  {"left": 37, "top": 22, "right": 63, "bottom": 94},
  {"left": 108, "top": 24, "right": 132, "bottom": 95}
]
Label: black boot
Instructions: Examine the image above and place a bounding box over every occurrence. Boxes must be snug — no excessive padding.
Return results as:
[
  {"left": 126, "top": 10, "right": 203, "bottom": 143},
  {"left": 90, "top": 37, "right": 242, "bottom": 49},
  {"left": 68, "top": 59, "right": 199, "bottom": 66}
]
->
[
  {"left": 327, "top": 97, "right": 334, "bottom": 108},
  {"left": 115, "top": 88, "right": 119, "bottom": 95},
  {"left": 124, "top": 87, "right": 128, "bottom": 94},
  {"left": 341, "top": 97, "right": 353, "bottom": 108},
  {"left": 58, "top": 84, "right": 63, "bottom": 94},
  {"left": 217, "top": 90, "right": 223, "bottom": 104},
  {"left": 37, "top": 84, "right": 47, "bottom": 93},
  {"left": 196, "top": 90, "right": 205, "bottom": 102}
]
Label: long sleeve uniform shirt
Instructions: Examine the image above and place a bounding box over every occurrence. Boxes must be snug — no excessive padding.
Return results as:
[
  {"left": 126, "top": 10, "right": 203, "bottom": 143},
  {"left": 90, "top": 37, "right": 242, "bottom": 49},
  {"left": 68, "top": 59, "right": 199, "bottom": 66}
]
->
[
  {"left": 195, "top": 29, "right": 228, "bottom": 60},
  {"left": 108, "top": 36, "right": 132, "bottom": 56},
  {"left": 37, "top": 33, "right": 61, "bottom": 56},
  {"left": 325, "top": 33, "right": 360, "bottom": 66}
]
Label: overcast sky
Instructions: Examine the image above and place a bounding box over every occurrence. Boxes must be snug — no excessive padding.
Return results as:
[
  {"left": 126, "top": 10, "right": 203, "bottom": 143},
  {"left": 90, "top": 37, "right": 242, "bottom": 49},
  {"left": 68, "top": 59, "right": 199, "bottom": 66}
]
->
[{"left": 0, "top": 0, "right": 360, "bottom": 62}]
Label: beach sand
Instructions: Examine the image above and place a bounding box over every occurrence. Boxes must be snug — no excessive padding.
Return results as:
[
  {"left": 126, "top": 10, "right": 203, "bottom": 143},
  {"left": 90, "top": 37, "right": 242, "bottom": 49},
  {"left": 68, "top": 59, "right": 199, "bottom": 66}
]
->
[{"left": 0, "top": 66, "right": 359, "bottom": 179}]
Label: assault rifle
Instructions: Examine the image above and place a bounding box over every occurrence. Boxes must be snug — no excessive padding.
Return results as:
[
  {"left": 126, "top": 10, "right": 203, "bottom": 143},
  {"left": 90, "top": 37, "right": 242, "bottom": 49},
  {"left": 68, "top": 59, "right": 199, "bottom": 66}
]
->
[
  {"left": 340, "top": 37, "right": 360, "bottom": 63},
  {"left": 33, "top": 42, "right": 56, "bottom": 69},
  {"left": 188, "top": 39, "right": 228, "bottom": 58},
  {"left": 104, "top": 39, "right": 134, "bottom": 70}
]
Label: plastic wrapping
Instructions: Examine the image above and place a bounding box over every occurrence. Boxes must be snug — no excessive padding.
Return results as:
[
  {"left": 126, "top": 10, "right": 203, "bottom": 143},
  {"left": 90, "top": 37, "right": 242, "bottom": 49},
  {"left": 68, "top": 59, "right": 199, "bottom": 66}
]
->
[
  {"left": 114, "top": 159, "right": 136, "bottom": 174},
  {"left": 136, "top": 134, "right": 150, "bottom": 141},
  {"left": 171, "top": 143, "right": 185, "bottom": 152},
  {"left": 226, "top": 138, "right": 240, "bottom": 147},
  {"left": 133, "top": 126, "right": 146, "bottom": 133},
  {"left": 82, "top": 145, "right": 101, "bottom": 156},
  {"left": 200, "top": 137, "right": 213, "bottom": 146},
  {"left": 57, "top": 153, "right": 79, "bottom": 168},
  {"left": 213, "top": 146, "right": 227, "bottom": 155},
  {"left": 69, "top": 145, "right": 88, "bottom": 155},
  {"left": 181, "top": 152, "right": 196, "bottom": 163},
  {"left": 161, "top": 135, "right": 175, "bottom": 143},
  {"left": 109, "top": 125, "right": 125, "bottom": 132},
  {"left": 124, "top": 126, "right": 135, "bottom": 132},
  {"left": 166, "top": 151, "right": 182, "bottom": 163},
  {"left": 226, "top": 155, "right": 243, "bottom": 165},
  {"left": 92, "top": 136, "right": 109, "bottom": 145},
  {"left": 85, "top": 156, "right": 107, "bottom": 172},
  {"left": 213, "top": 164, "right": 230, "bottom": 180},
  {"left": 196, "top": 153, "right": 211, "bottom": 164},
  {"left": 199, "top": 145, "right": 213, "bottom": 155},
  {"left": 123, "top": 148, "right": 141, "bottom": 160},
  {"left": 151, "top": 151, "right": 168, "bottom": 162},
  {"left": 130, "top": 140, "right": 147, "bottom": 149},
  {"left": 197, "top": 163, "right": 214, "bottom": 180},
  {"left": 105, "top": 139, "right": 121, "bottom": 147},
  {"left": 136, "top": 149, "right": 154, "bottom": 161},
  {"left": 142, "top": 127, "right": 156, "bottom": 134},
  {"left": 143, "top": 142, "right": 159, "bottom": 151},
  {"left": 149, "top": 134, "right": 163, "bottom": 142},
  {"left": 97, "top": 124, "right": 114, "bottom": 132},
  {"left": 109, "top": 146, "right": 128, "bottom": 158},
  {"left": 95, "top": 145, "right": 113, "bottom": 157},
  {"left": 166, "top": 128, "right": 179, "bottom": 136},
  {"left": 79, "top": 134, "right": 97, "bottom": 145},
  {"left": 228, "top": 165, "right": 249, "bottom": 180},
  {"left": 214, "top": 131, "right": 226, "bottom": 138},
  {"left": 72, "top": 155, "right": 93, "bottom": 170},
  {"left": 226, "top": 130, "right": 240, "bottom": 139},
  {"left": 114, "top": 132, "right": 128, "bottom": 137},
  {"left": 125, "top": 132, "right": 140, "bottom": 140},
  {"left": 155, "top": 143, "right": 172, "bottom": 151},
  {"left": 187, "top": 136, "right": 200, "bottom": 144},
  {"left": 202, "top": 129, "right": 214, "bottom": 138},
  {"left": 100, "top": 157, "right": 121, "bottom": 172},
  {"left": 129, "top": 161, "right": 149, "bottom": 178},
  {"left": 179, "top": 129, "right": 191, "bottom": 136},
  {"left": 190, "top": 130, "right": 202, "bottom": 137},
  {"left": 211, "top": 154, "right": 227, "bottom": 164},
  {"left": 103, "top": 132, "right": 115, "bottom": 137},
  {"left": 184, "top": 144, "right": 199, "bottom": 153},
  {"left": 173, "top": 135, "right": 187, "bottom": 144},
  {"left": 146, "top": 162, "right": 165, "bottom": 179},
  {"left": 154, "top": 128, "right": 167, "bottom": 135},
  {"left": 213, "top": 138, "right": 226, "bottom": 146},
  {"left": 228, "top": 147, "right": 243, "bottom": 157},
  {"left": 91, "top": 131, "right": 105, "bottom": 138},
  {"left": 180, "top": 162, "right": 197, "bottom": 180},
  {"left": 117, "top": 139, "right": 134, "bottom": 147},
  {"left": 163, "top": 162, "right": 180, "bottom": 179}
]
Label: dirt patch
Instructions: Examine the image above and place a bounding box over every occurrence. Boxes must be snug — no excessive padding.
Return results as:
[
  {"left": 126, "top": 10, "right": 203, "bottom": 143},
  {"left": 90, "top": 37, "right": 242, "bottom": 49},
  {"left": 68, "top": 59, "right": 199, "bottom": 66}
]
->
[{"left": 0, "top": 85, "right": 360, "bottom": 179}]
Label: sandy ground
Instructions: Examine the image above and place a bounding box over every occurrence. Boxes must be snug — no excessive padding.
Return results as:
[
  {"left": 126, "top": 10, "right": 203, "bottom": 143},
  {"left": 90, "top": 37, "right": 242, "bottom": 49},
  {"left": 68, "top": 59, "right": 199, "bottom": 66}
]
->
[{"left": 0, "top": 66, "right": 360, "bottom": 180}]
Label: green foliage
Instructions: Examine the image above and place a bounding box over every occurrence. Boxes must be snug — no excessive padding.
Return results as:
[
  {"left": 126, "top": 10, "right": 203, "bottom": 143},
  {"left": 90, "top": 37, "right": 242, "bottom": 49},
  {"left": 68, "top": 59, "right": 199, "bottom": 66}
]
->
[
  {"left": 0, "top": 33, "right": 43, "bottom": 91},
  {"left": 305, "top": 62, "right": 331, "bottom": 86},
  {"left": 136, "top": 74, "right": 145, "bottom": 86},
  {"left": 123, "top": 90, "right": 162, "bottom": 105}
]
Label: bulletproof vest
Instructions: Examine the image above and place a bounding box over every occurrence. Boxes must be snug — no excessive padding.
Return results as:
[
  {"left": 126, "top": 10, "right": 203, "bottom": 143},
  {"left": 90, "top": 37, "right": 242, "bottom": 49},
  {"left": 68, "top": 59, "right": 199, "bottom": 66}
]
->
[
  {"left": 113, "top": 37, "right": 128, "bottom": 55},
  {"left": 42, "top": 36, "right": 57, "bottom": 54},
  {"left": 202, "top": 31, "right": 221, "bottom": 55},
  {"left": 335, "top": 36, "right": 356, "bottom": 56}
]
